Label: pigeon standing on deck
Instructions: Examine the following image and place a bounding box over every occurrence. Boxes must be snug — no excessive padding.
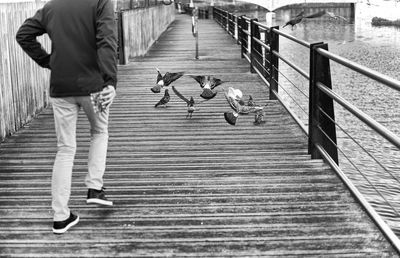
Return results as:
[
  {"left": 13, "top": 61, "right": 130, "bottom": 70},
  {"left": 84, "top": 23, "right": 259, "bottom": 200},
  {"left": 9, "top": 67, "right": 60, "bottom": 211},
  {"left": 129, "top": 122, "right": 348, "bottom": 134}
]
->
[
  {"left": 254, "top": 109, "right": 266, "bottom": 125},
  {"left": 154, "top": 89, "right": 170, "bottom": 108},
  {"left": 247, "top": 95, "right": 255, "bottom": 107},
  {"left": 189, "top": 75, "right": 225, "bottom": 100},
  {"left": 172, "top": 86, "right": 208, "bottom": 118},
  {"left": 151, "top": 68, "right": 184, "bottom": 93}
]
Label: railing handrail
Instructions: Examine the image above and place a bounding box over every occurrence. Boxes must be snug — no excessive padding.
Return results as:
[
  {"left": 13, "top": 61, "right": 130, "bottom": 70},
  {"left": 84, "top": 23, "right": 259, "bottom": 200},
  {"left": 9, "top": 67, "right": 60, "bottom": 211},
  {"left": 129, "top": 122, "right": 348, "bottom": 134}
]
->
[
  {"left": 272, "top": 28, "right": 311, "bottom": 48},
  {"left": 317, "top": 48, "right": 400, "bottom": 92},
  {"left": 317, "top": 81, "right": 400, "bottom": 149},
  {"left": 273, "top": 50, "right": 309, "bottom": 80},
  {"left": 253, "top": 20, "right": 270, "bottom": 30}
]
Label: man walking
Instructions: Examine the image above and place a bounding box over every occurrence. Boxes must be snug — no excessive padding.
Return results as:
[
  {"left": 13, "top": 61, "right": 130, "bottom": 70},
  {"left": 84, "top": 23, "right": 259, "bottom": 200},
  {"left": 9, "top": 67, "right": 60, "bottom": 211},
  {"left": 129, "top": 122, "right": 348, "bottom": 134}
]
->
[{"left": 16, "top": 0, "right": 118, "bottom": 234}]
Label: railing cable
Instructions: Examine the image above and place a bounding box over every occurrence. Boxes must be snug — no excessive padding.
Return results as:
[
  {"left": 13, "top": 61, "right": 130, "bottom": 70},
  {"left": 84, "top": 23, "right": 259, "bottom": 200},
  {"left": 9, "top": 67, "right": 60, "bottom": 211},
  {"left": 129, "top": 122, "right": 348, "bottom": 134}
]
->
[
  {"left": 315, "top": 123, "right": 400, "bottom": 218},
  {"left": 271, "top": 77, "right": 308, "bottom": 116},
  {"left": 317, "top": 82, "right": 400, "bottom": 149},
  {"left": 318, "top": 106, "right": 400, "bottom": 187},
  {"left": 274, "top": 65, "right": 309, "bottom": 99}
]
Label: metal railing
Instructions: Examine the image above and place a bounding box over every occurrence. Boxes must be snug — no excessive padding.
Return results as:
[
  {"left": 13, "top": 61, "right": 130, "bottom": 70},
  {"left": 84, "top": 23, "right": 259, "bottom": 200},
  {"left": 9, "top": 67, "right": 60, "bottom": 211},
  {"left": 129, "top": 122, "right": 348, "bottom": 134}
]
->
[{"left": 213, "top": 6, "right": 400, "bottom": 253}]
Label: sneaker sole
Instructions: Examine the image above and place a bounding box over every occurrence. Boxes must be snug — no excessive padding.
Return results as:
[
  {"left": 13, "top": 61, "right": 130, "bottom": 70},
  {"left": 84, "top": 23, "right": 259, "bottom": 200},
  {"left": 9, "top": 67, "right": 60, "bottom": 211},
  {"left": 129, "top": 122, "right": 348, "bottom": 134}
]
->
[
  {"left": 52, "top": 216, "right": 79, "bottom": 234},
  {"left": 86, "top": 198, "right": 113, "bottom": 206}
]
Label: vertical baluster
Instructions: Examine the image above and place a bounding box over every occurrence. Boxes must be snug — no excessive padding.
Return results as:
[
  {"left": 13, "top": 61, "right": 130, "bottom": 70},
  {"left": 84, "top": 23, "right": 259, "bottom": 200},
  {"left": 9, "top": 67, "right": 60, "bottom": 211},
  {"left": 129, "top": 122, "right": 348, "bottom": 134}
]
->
[{"left": 239, "top": 16, "right": 245, "bottom": 58}]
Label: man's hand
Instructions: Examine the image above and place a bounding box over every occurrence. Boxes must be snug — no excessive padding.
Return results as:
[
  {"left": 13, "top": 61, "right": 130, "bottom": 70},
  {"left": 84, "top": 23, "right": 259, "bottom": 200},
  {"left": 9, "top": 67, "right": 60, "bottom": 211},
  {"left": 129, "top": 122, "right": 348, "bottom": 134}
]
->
[{"left": 100, "top": 85, "right": 116, "bottom": 110}]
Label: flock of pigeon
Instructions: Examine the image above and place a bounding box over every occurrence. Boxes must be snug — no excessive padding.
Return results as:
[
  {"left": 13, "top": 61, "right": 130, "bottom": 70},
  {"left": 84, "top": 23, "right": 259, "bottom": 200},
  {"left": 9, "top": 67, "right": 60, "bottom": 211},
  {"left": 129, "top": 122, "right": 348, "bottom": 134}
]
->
[
  {"left": 150, "top": 9, "right": 350, "bottom": 124},
  {"left": 150, "top": 68, "right": 268, "bottom": 126}
]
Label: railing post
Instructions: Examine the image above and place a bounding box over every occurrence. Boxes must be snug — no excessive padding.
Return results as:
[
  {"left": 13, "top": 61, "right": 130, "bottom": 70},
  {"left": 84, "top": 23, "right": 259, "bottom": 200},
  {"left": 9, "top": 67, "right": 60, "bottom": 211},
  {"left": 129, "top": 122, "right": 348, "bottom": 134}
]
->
[
  {"left": 268, "top": 26, "right": 279, "bottom": 100},
  {"left": 229, "top": 14, "right": 234, "bottom": 37},
  {"left": 262, "top": 30, "right": 269, "bottom": 79},
  {"left": 309, "top": 43, "right": 339, "bottom": 164},
  {"left": 226, "top": 10, "right": 229, "bottom": 31},
  {"left": 117, "top": 11, "right": 126, "bottom": 65},
  {"left": 238, "top": 16, "right": 244, "bottom": 58},
  {"left": 249, "top": 18, "right": 257, "bottom": 73},
  {"left": 213, "top": 7, "right": 216, "bottom": 23},
  {"left": 216, "top": 8, "right": 220, "bottom": 25},
  {"left": 228, "top": 12, "right": 231, "bottom": 33}
]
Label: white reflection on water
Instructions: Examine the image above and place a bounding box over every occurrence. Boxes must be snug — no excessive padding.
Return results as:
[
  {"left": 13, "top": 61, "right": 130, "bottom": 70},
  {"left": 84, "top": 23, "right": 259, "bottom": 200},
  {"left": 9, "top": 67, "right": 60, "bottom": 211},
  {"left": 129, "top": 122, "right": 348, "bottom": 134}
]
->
[{"left": 234, "top": 0, "right": 400, "bottom": 236}]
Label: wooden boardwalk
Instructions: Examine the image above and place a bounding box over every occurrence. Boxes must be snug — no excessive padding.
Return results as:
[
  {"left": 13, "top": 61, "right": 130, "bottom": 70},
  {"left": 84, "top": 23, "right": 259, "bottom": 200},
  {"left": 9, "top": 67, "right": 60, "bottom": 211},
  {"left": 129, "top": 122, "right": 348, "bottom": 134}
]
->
[{"left": 0, "top": 14, "right": 397, "bottom": 257}]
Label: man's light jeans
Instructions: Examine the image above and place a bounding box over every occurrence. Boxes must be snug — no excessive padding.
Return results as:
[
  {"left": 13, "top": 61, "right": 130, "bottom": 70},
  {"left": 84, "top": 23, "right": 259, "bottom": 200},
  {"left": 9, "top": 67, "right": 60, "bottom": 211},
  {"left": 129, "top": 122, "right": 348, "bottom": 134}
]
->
[{"left": 51, "top": 96, "right": 109, "bottom": 221}]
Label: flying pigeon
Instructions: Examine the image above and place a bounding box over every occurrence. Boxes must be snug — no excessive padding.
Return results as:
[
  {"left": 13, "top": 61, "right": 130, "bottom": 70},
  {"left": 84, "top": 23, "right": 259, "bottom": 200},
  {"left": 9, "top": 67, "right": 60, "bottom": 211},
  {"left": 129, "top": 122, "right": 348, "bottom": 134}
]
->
[
  {"left": 283, "top": 10, "right": 308, "bottom": 29},
  {"left": 283, "top": 10, "right": 346, "bottom": 29},
  {"left": 154, "top": 89, "right": 170, "bottom": 108},
  {"left": 171, "top": 86, "right": 209, "bottom": 118},
  {"left": 151, "top": 68, "right": 184, "bottom": 93},
  {"left": 189, "top": 75, "right": 225, "bottom": 100}
]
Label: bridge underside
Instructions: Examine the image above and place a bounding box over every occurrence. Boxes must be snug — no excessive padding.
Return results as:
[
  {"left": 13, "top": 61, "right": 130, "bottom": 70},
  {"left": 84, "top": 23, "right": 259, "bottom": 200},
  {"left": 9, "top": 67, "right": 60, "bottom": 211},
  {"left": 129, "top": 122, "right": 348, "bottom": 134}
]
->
[{"left": 206, "top": 0, "right": 356, "bottom": 11}]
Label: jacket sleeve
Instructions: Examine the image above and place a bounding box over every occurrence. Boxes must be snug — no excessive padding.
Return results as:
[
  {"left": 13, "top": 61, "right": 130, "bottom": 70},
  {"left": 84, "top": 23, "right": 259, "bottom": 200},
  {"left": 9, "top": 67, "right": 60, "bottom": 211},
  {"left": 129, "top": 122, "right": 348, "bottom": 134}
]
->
[
  {"left": 15, "top": 8, "right": 50, "bottom": 69},
  {"left": 96, "top": 0, "right": 118, "bottom": 88}
]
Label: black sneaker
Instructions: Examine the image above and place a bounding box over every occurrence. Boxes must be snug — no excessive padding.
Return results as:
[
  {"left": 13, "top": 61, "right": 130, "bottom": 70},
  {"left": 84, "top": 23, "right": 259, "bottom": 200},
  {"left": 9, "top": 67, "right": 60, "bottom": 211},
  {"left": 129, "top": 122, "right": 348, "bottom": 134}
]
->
[
  {"left": 52, "top": 212, "right": 79, "bottom": 234},
  {"left": 86, "top": 187, "right": 113, "bottom": 206}
]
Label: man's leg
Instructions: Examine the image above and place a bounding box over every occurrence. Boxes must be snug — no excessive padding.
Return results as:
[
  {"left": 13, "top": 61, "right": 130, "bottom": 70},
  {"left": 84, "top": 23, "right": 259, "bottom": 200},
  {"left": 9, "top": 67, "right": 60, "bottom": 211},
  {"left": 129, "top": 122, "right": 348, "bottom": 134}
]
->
[
  {"left": 79, "top": 96, "right": 112, "bottom": 205},
  {"left": 51, "top": 97, "right": 80, "bottom": 232}
]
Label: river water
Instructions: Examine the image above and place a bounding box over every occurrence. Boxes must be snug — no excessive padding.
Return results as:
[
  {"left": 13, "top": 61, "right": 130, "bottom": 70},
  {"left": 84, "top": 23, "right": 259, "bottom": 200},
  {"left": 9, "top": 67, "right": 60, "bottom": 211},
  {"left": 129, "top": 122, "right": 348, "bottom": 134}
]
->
[{"left": 230, "top": 0, "right": 400, "bottom": 236}]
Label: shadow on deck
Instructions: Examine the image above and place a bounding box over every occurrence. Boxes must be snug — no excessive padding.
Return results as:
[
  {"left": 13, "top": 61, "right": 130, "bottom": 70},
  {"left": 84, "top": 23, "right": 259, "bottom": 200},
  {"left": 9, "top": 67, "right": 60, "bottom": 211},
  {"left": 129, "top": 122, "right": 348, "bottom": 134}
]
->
[{"left": 0, "top": 14, "right": 397, "bottom": 257}]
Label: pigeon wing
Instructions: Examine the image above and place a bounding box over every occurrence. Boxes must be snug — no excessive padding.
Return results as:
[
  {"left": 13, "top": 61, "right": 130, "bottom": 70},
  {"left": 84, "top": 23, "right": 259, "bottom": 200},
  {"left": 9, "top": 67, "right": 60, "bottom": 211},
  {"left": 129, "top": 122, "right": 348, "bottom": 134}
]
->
[
  {"left": 200, "top": 88, "right": 217, "bottom": 100},
  {"left": 304, "top": 10, "right": 326, "bottom": 19},
  {"left": 151, "top": 84, "right": 162, "bottom": 93},
  {"left": 326, "top": 12, "right": 347, "bottom": 21},
  {"left": 223, "top": 92, "right": 240, "bottom": 113},
  {"left": 210, "top": 77, "right": 224, "bottom": 90},
  {"left": 156, "top": 68, "right": 163, "bottom": 84},
  {"left": 189, "top": 75, "right": 206, "bottom": 88},
  {"left": 295, "top": 10, "right": 305, "bottom": 18},
  {"left": 283, "top": 16, "right": 303, "bottom": 27},
  {"left": 224, "top": 112, "right": 239, "bottom": 126},
  {"left": 171, "top": 86, "right": 190, "bottom": 104},
  {"left": 154, "top": 97, "right": 165, "bottom": 107},
  {"left": 164, "top": 72, "right": 184, "bottom": 86}
]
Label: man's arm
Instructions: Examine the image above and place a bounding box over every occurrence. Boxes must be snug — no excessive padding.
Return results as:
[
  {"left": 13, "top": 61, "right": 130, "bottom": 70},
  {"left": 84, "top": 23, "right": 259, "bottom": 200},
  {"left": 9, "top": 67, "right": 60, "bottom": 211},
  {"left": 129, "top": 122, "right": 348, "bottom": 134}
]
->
[
  {"left": 96, "top": 0, "right": 118, "bottom": 88},
  {"left": 15, "top": 8, "right": 50, "bottom": 69}
]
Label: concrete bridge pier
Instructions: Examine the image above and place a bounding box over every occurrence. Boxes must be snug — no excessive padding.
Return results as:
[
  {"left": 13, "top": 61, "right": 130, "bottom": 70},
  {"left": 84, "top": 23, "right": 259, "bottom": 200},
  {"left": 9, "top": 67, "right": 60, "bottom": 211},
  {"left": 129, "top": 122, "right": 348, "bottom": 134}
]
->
[{"left": 266, "top": 12, "right": 276, "bottom": 27}]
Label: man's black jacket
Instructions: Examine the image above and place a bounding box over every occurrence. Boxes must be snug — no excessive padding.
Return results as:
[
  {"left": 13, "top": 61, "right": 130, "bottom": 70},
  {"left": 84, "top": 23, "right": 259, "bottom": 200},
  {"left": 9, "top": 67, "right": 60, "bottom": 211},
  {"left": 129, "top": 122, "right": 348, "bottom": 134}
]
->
[{"left": 16, "top": 0, "right": 117, "bottom": 97}]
